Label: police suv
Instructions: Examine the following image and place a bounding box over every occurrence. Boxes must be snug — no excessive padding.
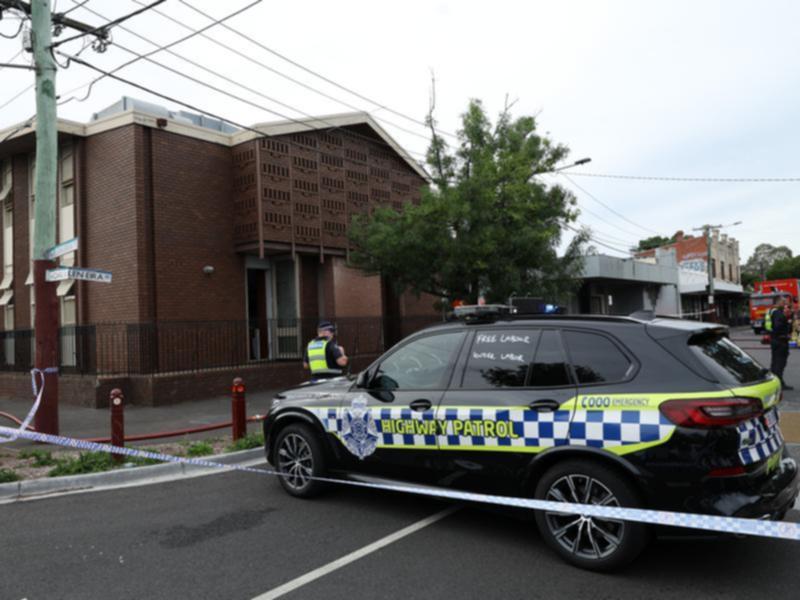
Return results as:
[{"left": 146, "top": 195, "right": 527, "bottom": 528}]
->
[{"left": 263, "top": 307, "right": 799, "bottom": 570}]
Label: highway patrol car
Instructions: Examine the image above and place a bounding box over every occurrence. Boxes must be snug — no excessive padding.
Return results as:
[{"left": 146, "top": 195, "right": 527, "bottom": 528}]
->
[{"left": 263, "top": 309, "right": 799, "bottom": 570}]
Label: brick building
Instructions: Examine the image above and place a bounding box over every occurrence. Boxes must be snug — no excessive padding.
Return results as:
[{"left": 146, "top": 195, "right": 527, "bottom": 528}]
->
[
  {"left": 0, "top": 98, "right": 438, "bottom": 405},
  {"left": 635, "top": 229, "right": 745, "bottom": 322}
]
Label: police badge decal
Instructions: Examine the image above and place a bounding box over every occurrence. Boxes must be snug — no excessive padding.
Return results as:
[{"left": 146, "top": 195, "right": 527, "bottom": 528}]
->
[{"left": 342, "top": 395, "right": 379, "bottom": 459}]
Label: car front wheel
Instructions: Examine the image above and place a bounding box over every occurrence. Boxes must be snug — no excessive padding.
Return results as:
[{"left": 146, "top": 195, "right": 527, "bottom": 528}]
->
[
  {"left": 273, "top": 423, "right": 328, "bottom": 498},
  {"left": 534, "top": 460, "right": 649, "bottom": 571}
]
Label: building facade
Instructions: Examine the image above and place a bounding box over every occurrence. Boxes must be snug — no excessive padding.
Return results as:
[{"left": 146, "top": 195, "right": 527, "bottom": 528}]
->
[
  {"left": 635, "top": 229, "right": 745, "bottom": 322},
  {"left": 0, "top": 98, "right": 438, "bottom": 405}
]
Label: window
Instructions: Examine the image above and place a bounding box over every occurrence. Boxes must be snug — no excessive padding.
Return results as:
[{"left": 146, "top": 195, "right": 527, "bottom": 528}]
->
[
  {"left": 688, "top": 331, "right": 767, "bottom": 385},
  {"left": 720, "top": 261, "right": 725, "bottom": 280},
  {"left": 562, "top": 331, "right": 632, "bottom": 384},
  {"left": 1, "top": 160, "right": 12, "bottom": 293},
  {"left": 373, "top": 331, "right": 465, "bottom": 390},
  {"left": 729, "top": 264, "right": 733, "bottom": 281},
  {"left": 711, "top": 259, "right": 716, "bottom": 278},
  {"left": 529, "top": 330, "right": 571, "bottom": 387},
  {"left": 3, "top": 303, "right": 14, "bottom": 366},
  {"left": 462, "top": 329, "right": 539, "bottom": 388},
  {"left": 59, "top": 143, "right": 76, "bottom": 267}
]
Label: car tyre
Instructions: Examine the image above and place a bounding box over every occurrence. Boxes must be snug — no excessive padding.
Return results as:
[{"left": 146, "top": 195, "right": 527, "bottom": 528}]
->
[
  {"left": 273, "top": 423, "right": 328, "bottom": 498},
  {"left": 534, "top": 460, "right": 649, "bottom": 571}
]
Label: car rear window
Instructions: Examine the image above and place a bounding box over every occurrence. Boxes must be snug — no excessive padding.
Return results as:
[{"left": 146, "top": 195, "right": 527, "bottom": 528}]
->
[
  {"left": 688, "top": 332, "right": 768, "bottom": 385},
  {"left": 562, "top": 330, "right": 633, "bottom": 384}
]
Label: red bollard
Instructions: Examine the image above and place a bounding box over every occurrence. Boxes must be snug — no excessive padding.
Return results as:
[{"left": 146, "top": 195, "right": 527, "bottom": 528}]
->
[
  {"left": 110, "top": 389, "right": 124, "bottom": 464},
  {"left": 231, "top": 378, "right": 246, "bottom": 441}
]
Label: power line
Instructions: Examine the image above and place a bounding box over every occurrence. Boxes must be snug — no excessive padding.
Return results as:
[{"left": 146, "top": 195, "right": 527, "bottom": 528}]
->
[
  {"left": 0, "top": 82, "right": 33, "bottom": 111},
  {"left": 565, "top": 223, "right": 632, "bottom": 256},
  {"left": 57, "top": 0, "right": 89, "bottom": 17},
  {"left": 64, "top": 1, "right": 429, "bottom": 161},
  {"left": 560, "top": 173, "right": 661, "bottom": 235},
  {"left": 125, "top": 0, "right": 441, "bottom": 144},
  {"left": 56, "top": 50, "right": 430, "bottom": 175},
  {"left": 175, "top": 0, "right": 458, "bottom": 140},
  {"left": 51, "top": 0, "right": 166, "bottom": 48},
  {"left": 567, "top": 171, "right": 800, "bottom": 183}
]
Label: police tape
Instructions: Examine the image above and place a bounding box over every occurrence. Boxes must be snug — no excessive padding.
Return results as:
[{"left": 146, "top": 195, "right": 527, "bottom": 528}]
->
[
  {"left": 0, "top": 368, "right": 58, "bottom": 443},
  {"left": 2, "top": 421, "right": 800, "bottom": 542}
]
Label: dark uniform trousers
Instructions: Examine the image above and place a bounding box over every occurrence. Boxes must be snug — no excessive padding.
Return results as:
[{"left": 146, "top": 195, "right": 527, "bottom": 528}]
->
[{"left": 771, "top": 339, "right": 790, "bottom": 382}]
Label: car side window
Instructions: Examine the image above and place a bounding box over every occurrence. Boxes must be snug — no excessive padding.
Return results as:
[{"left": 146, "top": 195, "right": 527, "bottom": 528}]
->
[
  {"left": 461, "top": 329, "right": 540, "bottom": 389},
  {"left": 529, "top": 330, "right": 571, "bottom": 387},
  {"left": 562, "top": 330, "right": 632, "bottom": 384},
  {"left": 372, "top": 331, "right": 466, "bottom": 390}
]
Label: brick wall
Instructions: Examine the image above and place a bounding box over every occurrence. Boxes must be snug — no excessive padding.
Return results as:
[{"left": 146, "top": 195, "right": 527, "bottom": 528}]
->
[
  {"left": 11, "top": 153, "right": 30, "bottom": 328},
  {"left": 332, "top": 257, "right": 382, "bottom": 316},
  {"left": 83, "top": 125, "right": 142, "bottom": 323},
  {"left": 150, "top": 129, "right": 244, "bottom": 321}
]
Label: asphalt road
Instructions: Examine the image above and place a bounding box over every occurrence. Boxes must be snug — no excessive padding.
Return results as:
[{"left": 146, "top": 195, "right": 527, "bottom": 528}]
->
[{"left": 2, "top": 458, "right": 800, "bottom": 600}]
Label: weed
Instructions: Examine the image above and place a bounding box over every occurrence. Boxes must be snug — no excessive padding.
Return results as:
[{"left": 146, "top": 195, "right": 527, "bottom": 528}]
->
[
  {"left": 48, "top": 452, "right": 115, "bottom": 477},
  {"left": 226, "top": 432, "right": 264, "bottom": 452},
  {"left": 0, "top": 468, "right": 19, "bottom": 483},
  {"left": 185, "top": 441, "right": 214, "bottom": 457},
  {"left": 19, "top": 449, "right": 57, "bottom": 467}
]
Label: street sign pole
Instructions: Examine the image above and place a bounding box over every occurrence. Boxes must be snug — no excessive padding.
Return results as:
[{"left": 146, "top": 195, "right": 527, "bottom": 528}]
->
[{"left": 31, "top": 0, "right": 60, "bottom": 435}]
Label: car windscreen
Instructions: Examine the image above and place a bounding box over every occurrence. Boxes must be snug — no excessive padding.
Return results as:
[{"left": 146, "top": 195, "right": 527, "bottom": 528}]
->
[{"left": 687, "top": 331, "right": 769, "bottom": 386}]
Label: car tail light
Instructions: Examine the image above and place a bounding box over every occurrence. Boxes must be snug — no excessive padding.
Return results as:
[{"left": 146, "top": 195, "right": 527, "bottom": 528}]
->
[
  {"left": 659, "top": 397, "right": 763, "bottom": 427},
  {"left": 707, "top": 465, "right": 746, "bottom": 477}
]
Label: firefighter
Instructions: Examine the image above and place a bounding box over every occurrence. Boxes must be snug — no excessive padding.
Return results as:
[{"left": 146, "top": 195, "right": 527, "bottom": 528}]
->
[
  {"left": 768, "top": 296, "right": 793, "bottom": 390},
  {"left": 303, "top": 321, "right": 348, "bottom": 379}
]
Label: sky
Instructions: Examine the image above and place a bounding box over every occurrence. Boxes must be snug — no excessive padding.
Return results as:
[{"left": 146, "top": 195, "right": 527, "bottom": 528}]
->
[{"left": 1, "top": 0, "right": 798, "bottom": 262}]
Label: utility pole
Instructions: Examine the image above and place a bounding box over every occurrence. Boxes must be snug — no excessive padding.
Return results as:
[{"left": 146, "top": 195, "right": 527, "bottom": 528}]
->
[
  {"left": 693, "top": 221, "right": 742, "bottom": 323},
  {"left": 31, "top": 0, "right": 60, "bottom": 435}
]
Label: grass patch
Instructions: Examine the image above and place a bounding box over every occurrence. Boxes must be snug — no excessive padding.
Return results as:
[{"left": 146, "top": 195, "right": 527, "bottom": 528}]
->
[
  {"left": 0, "top": 468, "right": 20, "bottom": 483},
  {"left": 185, "top": 441, "right": 214, "bottom": 457},
  {"left": 47, "top": 452, "right": 115, "bottom": 477},
  {"left": 127, "top": 448, "right": 165, "bottom": 466},
  {"left": 19, "top": 449, "right": 58, "bottom": 467},
  {"left": 226, "top": 432, "right": 264, "bottom": 452}
]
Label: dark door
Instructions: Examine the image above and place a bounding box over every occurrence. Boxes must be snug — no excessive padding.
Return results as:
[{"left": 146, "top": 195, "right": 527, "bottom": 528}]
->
[
  {"left": 343, "top": 329, "right": 467, "bottom": 480},
  {"left": 436, "top": 328, "right": 577, "bottom": 492}
]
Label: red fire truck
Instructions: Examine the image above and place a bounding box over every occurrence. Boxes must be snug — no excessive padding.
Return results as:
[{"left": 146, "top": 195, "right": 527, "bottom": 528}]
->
[{"left": 749, "top": 279, "right": 800, "bottom": 333}]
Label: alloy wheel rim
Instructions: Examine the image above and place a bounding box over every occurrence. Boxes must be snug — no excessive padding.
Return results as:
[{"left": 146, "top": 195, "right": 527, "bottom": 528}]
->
[
  {"left": 543, "top": 474, "right": 624, "bottom": 560},
  {"left": 277, "top": 433, "right": 314, "bottom": 490}
]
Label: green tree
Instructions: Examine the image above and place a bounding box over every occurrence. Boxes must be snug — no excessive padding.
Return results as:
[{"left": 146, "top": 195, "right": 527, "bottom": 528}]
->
[
  {"left": 766, "top": 256, "right": 800, "bottom": 280},
  {"left": 636, "top": 235, "right": 675, "bottom": 251},
  {"left": 349, "top": 99, "right": 587, "bottom": 304},
  {"left": 743, "top": 243, "right": 793, "bottom": 280}
]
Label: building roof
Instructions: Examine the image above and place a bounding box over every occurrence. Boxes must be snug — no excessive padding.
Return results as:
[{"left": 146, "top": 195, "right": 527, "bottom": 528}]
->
[{"left": 0, "top": 97, "right": 429, "bottom": 181}]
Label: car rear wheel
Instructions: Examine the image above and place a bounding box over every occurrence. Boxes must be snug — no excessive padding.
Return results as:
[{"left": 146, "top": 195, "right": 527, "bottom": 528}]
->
[
  {"left": 534, "top": 460, "right": 649, "bottom": 571},
  {"left": 274, "top": 423, "right": 328, "bottom": 498}
]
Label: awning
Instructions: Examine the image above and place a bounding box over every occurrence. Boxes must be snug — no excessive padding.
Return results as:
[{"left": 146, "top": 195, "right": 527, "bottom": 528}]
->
[
  {"left": 56, "top": 279, "right": 74, "bottom": 297},
  {"left": 24, "top": 270, "right": 33, "bottom": 286},
  {"left": 0, "top": 290, "right": 13, "bottom": 306},
  {"left": 0, "top": 272, "right": 11, "bottom": 290}
]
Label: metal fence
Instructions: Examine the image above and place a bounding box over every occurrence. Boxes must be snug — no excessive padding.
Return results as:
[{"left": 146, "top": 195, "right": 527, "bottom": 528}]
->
[{"left": 0, "top": 316, "right": 443, "bottom": 376}]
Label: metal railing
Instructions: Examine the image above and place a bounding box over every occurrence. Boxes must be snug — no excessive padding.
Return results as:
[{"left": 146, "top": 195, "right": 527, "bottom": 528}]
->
[{"left": 0, "top": 316, "right": 444, "bottom": 376}]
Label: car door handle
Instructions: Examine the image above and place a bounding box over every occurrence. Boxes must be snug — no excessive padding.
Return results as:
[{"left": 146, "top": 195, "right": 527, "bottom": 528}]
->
[
  {"left": 528, "top": 399, "right": 560, "bottom": 412},
  {"left": 409, "top": 398, "right": 433, "bottom": 412}
]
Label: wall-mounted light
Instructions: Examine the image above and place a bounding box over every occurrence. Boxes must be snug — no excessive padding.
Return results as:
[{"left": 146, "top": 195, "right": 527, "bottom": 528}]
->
[{"left": 202, "top": 265, "right": 215, "bottom": 275}]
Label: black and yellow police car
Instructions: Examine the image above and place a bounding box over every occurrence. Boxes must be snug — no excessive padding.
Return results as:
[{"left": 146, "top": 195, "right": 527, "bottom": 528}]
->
[{"left": 263, "top": 307, "right": 799, "bottom": 570}]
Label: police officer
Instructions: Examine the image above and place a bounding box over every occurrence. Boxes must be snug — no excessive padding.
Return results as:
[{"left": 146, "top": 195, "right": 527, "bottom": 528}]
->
[
  {"left": 303, "top": 321, "right": 348, "bottom": 379},
  {"left": 768, "top": 296, "right": 793, "bottom": 390}
]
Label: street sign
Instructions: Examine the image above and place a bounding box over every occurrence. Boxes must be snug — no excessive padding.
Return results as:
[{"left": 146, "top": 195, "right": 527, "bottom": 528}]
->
[
  {"left": 44, "top": 237, "right": 78, "bottom": 261},
  {"left": 45, "top": 267, "right": 112, "bottom": 284}
]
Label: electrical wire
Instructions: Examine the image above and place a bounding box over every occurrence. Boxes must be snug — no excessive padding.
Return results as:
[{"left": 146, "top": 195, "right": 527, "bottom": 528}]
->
[
  {"left": 567, "top": 171, "right": 800, "bottom": 183},
  {"left": 0, "top": 82, "right": 33, "bottom": 111},
  {"left": 565, "top": 223, "right": 632, "bottom": 256},
  {"left": 51, "top": 0, "right": 165, "bottom": 48},
  {"left": 177, "top": 0, "right": 458, "bottom": 140},
  {"left": 128, "top": 0, "right": 443, "bottom": 143},
  {"left": 58, "top": 0, "right": 89, "bottom": 17},
  {"left": 57, "top": 50, "right": 430, "bottom": 176},
  {"left": 560, "top": 173, "right": 661, "bottom": 235},
  {"left": 0, "top": 12, "right": 24, "bottom": 38},
  {"left": 63, "top": 1, "right": 429, "bottom": 161}
]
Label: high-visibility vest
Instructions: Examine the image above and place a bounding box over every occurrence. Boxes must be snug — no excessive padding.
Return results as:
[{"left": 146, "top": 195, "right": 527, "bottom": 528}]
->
[
  {"left": 307, "top": 338, "right": 341, "bottom": 375},
  {"left": 765, "top": 309, "right": 774, "bottom": 332}
]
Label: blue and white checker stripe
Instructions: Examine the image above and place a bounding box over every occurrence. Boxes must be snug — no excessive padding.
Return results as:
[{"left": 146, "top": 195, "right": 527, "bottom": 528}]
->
[
  {"left": 569, "top": 410, "right": 675, "bottom": 449},
  {"left": 437, "top": 407, "right": 571, "bottom": 449},
  {"left": 738, "top": 411, "right": 784, "bottom": 465}
]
